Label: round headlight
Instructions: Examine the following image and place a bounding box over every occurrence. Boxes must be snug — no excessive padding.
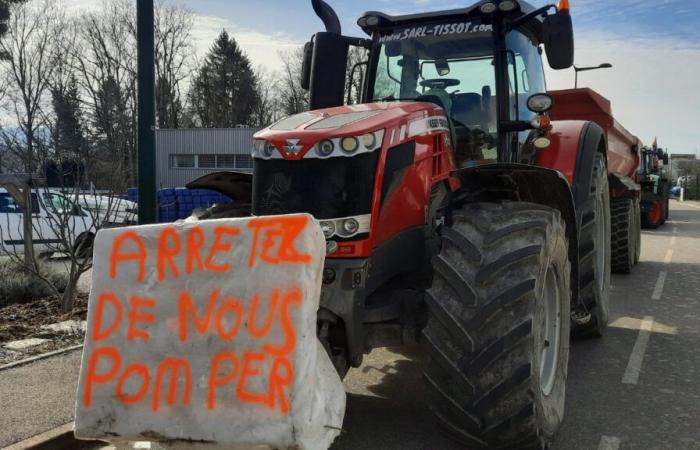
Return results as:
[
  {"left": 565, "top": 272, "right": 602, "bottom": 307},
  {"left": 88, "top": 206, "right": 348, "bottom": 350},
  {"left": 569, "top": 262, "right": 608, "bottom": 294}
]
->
[
  {"left": 360, "top": 133, "right": 377, "bottom": 149},
  {"left": 320, "top": 221, "right": 336, "bottom": 239},
  {"left": 317, "top": 140, "right": 335, "bottom": 157},
  {"left": 479, "top": 2, "right": 497, "bottom": 13},
  {"left": 340, "top": 137, "right": 360, "bottom": 153},
  {"left": 366, "top": 15, "right": 380, "bottom": 26},
  {"left": 534, "top": 136, "right": 552, "bottom": 149},
  {"left": 527, "top": 94, "right": 554, "bottom": 113},
  {"left": 499, "top": 0, "right": 518, "bottom": 12},
  {"left": 263, "top": 141, "right": 277, "bottom": 158},
  {"left": 342, "top": 218, "right": 360, "bottom": 235}
]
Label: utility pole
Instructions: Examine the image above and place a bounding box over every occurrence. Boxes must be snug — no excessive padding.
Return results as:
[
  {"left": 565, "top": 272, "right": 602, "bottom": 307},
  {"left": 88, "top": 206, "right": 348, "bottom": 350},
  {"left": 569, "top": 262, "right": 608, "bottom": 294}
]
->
[
  {"left": 574, "top": 63, "right": 613, "bottom": 88},
  {"left": 137, "top": 0, "right": 157, "bottom": 224}
]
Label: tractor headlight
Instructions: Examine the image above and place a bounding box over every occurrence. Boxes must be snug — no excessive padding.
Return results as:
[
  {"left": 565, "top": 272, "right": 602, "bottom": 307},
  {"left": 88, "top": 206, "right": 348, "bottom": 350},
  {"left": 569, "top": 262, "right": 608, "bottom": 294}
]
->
[
  {"left": 499, "top": 0, "right": 519, "bottom": 12},
  {"left": 317, "top": 139, "right": 335, "bottom": 157},
  {"left": 341, "top": 136, "right": 360, "bottom": 154},
  {"left": 263, "top": 141, "right": 277, "bottom": 158},
  {"left": 360, "top": 133, "right": 377, "bottom": 150},
  {"left": 479, "top": 2, "right": 497, "bottom": 13},
  {"left": 320, "top": 221, "right": 336, "bottom": 239},
  {"left": 342, "top": 218, "right": 360, "bottom": 235}
]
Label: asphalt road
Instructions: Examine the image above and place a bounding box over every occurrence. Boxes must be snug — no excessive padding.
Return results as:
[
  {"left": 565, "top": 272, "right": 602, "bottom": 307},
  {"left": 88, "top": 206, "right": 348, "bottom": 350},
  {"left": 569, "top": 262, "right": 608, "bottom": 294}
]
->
[
  {"left": 334, "top": 200, "right": 700, "bottom": 450},
  {"left": 2, "top": 200, "right": 699, "bottom": 450}
]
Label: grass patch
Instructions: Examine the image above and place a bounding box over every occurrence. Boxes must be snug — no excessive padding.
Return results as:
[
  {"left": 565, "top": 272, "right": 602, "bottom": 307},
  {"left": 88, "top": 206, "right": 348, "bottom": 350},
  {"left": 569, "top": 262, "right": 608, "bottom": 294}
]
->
[{"left": 0, "top": 258, "right": 68, "bottom": 307}]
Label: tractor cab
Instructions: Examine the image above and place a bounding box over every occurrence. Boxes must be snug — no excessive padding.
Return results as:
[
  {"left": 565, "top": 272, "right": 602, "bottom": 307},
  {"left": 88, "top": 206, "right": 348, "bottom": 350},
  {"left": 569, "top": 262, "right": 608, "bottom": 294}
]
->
[{"left": 303, "top": 0, "right": 574, "bottom": 166}]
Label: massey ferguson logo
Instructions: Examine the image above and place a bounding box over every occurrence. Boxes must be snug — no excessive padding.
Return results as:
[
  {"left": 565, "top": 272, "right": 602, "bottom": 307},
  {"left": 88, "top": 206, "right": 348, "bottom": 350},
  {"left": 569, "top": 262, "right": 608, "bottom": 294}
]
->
[{"left": 285, "top": 139, "right": 303, "bottom": 155}]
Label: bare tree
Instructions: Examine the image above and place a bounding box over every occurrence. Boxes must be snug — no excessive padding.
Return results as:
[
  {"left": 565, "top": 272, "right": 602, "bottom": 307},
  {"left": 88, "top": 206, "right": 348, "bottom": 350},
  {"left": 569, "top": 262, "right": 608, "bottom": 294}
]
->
[
  {"left": 250, "top": 66, "right": 282, "bottom": 127},
  {"left": 73, "top": 0, "right": 137, "bottom": 186},
  {"left": 155, "top": 3, "right": 195, "bottom": 129},
  {"left": 277, "top": 47, "right": 309, "bottom": 115},
  {"left": 0, "top": 0, "right": 59, "bottom": 173}
]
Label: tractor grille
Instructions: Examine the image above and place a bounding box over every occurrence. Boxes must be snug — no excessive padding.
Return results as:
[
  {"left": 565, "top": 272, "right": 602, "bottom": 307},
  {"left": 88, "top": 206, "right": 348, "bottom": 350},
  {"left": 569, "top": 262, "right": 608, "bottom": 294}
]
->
[{"left": 252, "top": 153, "right": 379, "bottom": 220}]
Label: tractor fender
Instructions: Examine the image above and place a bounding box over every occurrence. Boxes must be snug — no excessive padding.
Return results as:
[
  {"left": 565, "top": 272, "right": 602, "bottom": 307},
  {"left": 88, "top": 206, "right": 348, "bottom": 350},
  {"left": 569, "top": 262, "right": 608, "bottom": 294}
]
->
[
  {"left": 609, "top": 173, "right": 641, "bottom": 200},
  {"left": 186, "top": 171, "right": 253, "bottom": 203},
  {"left": 537, "top": 120, "right": 607, "bottom": 212},
  {"left": 453, "top": 164, "right": 580, "bottom": 308}
]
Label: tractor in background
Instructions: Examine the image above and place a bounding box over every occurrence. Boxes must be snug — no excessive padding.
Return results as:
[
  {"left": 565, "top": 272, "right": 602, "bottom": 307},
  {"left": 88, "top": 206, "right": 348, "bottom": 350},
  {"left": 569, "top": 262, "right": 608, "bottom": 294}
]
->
[
  {"left": 639, "top": 144, "right": 670, "bottom": 229},
  {"left": 187, "top": 0, "right": 645, "bottom": 447}
]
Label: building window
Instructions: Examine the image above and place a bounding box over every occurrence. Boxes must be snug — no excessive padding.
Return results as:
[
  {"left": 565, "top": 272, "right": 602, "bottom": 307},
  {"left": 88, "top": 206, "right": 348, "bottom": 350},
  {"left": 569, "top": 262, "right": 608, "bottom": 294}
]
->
[
  {"left": 217, "top": 155, "right": 236, "bottom": 169},
  {"left": 235, "top": 155, "right": 253, "bottom": 169},
  {"left": 171, "top": 154, "right": 253, "bottom": 170},
  {"left": 172, "top": 155, "right": 195, "bottom": 169},
  {"left": 198, "top": 154, "right": 216, "bottom": 169}
]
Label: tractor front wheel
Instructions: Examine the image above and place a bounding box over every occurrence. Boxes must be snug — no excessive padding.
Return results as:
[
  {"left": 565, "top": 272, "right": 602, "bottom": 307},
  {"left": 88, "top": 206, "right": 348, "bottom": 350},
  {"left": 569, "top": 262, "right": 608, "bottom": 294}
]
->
[
  {"left": 423, "top": 202, "right": 571, "bottom": 449},
  {"left": 573, "top": 153, "right": 611, "bottom": 338}
]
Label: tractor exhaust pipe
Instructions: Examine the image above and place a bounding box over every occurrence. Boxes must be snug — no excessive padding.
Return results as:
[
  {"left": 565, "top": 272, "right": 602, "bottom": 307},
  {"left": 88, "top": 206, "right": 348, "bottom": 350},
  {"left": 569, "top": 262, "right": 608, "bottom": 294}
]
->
[{"left": 311, "top": 0, "right": 341, "bottom": 34}]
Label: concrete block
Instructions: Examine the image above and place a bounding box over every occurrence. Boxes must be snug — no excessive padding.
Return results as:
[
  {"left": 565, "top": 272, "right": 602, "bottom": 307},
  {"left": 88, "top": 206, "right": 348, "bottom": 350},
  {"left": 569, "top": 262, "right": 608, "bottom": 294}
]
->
[{"left": 75, "top": 214, "right": 345, "bottom": 450}]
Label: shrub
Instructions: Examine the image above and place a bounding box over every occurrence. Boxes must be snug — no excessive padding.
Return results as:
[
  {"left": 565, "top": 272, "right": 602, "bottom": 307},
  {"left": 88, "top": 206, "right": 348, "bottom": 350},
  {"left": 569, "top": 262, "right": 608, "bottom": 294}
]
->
[{"left": 0, "top": 259, "right": 68, "bottom": 307}]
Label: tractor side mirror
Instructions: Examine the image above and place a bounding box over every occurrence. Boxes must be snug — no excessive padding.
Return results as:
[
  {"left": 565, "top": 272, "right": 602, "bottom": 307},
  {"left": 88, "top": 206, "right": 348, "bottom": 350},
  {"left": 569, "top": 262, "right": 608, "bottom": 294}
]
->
[
  {"left": 308, "top": 32, "right": 349, "bottom": 110},
  {"left": 663, "top": 154, "right": 670, "bottom": 166},
  {"left": 543, "top": 10, "right": 574, "bottom": 70},
  {"left": 301, "top": 41, "right": 313, "bottom": 90}
]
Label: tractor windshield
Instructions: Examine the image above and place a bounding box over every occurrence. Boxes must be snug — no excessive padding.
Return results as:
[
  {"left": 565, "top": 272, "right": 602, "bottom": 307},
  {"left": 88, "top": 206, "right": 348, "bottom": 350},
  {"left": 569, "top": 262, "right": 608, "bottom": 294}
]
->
[{"left": 371, "top": 21, "right": 498, "bottom": 162}]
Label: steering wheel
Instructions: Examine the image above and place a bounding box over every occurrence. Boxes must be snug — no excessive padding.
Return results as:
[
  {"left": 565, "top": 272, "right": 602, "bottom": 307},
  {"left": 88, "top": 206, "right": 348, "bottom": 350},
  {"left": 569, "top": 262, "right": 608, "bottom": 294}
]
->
[{"left": 420, "top": 79, "right": 460, "bottom": 90}]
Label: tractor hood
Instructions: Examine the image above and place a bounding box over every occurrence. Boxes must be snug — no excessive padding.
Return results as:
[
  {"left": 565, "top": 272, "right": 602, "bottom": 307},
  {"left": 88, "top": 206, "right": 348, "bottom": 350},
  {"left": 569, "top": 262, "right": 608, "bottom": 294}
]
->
[{"left": 254, "top": 101, "right": 445, "bottom": 160}]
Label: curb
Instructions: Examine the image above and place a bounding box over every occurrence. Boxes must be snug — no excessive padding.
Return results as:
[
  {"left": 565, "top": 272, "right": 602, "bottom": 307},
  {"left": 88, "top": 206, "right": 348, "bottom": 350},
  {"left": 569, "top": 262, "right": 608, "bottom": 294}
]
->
[
  {"left": 1, "top": 422, "right": 103, "bottom": 450},
  {"left": 0, "top": 345, "right": 84, "bottom": 372}
]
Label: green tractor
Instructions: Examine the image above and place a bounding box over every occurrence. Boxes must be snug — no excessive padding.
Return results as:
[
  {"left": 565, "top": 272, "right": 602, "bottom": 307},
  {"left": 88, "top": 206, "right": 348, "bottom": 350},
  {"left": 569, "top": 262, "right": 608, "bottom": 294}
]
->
[{"left": 639, "top": 145, "right": 670, "bottom": 229}]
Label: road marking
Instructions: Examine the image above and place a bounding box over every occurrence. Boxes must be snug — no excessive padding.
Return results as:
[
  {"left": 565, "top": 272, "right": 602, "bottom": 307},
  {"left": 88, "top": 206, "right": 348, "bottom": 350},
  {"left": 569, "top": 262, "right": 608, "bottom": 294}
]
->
[
  {"left": 598, "top": 436, "right": 621, "bottom": 450},
  {"left": 664, "top": 249, "right": 674, "bottom": 264},
  {"left": 622, "top": 316, "right": 655, "bottom": 385},
  {"left": 652, "top": 271, "right": 667, "bottom": 300}
]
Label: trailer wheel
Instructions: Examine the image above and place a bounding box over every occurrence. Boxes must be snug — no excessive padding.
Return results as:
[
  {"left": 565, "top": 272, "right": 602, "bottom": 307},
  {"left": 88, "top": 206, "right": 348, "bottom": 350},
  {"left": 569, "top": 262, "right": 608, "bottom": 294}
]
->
[
  {"left": 573, "top": 153, "right": 611, "bottom": 338},
  {"left": 611, "top": 198, "right": 635, "bottom": 274},
  {"left": 633, "top": 198, "right": 641, "bottom": 265},
  {"left": 424, "top": 202, "right": 570, "bottom": 449}
]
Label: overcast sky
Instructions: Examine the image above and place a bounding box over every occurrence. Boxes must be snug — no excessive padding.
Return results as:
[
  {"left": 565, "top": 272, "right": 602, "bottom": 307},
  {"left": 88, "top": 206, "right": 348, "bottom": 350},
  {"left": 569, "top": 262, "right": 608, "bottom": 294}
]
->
[{"left": 68, "top": 0, "right": 700, "bottom": 156}]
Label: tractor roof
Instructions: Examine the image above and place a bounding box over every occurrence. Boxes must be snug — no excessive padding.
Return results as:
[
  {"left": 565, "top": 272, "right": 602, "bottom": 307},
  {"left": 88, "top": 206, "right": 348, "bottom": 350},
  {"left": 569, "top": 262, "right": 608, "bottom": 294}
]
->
[{"left": 359, "top": 0, "right": 544, "bottom": 40}]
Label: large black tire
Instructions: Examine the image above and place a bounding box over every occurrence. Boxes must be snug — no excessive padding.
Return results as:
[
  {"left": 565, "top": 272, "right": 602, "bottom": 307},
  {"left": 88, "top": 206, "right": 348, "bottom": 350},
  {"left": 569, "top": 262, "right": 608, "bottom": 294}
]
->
[
  {"left": 611, "top": 198, "right": 635, "bottom": 274},
  {"left": 633, "top": 198, "right": 641, "bottom": 265},
  {"left": 424, "top": 202, "right": 571, "bottom": 449},
  {"left": 642, "top": 197, "right": 663, "bottom": 229},
  {"left": 573, "top": 153, "right": 611, "bottom": 338}
]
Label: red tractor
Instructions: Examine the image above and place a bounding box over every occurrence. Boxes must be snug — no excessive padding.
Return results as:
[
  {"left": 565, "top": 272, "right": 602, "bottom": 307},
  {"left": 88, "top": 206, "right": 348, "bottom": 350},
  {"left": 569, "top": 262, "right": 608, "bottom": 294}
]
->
[{"left": 188, "top": 0, "right": 641, "bottom": 447}]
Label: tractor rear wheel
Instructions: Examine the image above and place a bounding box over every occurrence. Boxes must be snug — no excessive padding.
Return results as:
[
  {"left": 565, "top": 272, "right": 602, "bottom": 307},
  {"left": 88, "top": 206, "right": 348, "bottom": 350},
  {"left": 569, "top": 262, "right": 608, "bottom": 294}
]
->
[
  {"left": 573, "top": 153, "right": 611, "bottom": 338},
  {"left": 611, "top": 198, "right": 635, "bottom": 274},
  {"left": 424, "top": 202, "right": 571, "bottom": 449},
  {"left": 643, "top": 198, "right": 663, "bottom": 229}
]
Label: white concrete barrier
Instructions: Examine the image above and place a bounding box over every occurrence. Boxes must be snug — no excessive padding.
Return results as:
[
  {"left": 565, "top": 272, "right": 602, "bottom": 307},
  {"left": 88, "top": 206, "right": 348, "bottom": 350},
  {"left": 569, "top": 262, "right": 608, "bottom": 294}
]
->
[{"left": 75, "top": 214, "right": 345, "bottom": 450}]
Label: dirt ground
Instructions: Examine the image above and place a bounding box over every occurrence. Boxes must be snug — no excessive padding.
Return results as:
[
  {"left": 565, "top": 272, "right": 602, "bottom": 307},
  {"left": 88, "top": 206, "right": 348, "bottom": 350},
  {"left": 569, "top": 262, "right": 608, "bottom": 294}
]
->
[{"left": 0, "top": 295, "right": 88, "bottom": 365}]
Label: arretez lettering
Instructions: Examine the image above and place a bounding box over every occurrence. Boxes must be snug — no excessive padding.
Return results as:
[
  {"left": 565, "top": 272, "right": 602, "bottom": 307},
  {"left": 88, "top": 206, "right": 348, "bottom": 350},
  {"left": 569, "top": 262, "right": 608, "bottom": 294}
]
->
[{"left": 84, "top": 216, "right": 315, "bottom": 416}]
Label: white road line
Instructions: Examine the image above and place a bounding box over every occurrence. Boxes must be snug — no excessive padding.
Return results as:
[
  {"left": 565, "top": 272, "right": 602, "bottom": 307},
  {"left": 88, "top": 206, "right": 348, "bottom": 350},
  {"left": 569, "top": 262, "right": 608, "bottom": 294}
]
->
[
  {"left": 598, "top": 436, "right": 621, "bottom": 450},
  {"left": 652, "top": 271, "right": 667, "bottom": 301},
  {"left": 622, "top": 316, "right": 655, "bottom": 385},
  {"left": 664, "top": 249, "right": 674, "bottom": 265},
  {"left": 670, "top": 236, "right": 677, "bottom": 246}
]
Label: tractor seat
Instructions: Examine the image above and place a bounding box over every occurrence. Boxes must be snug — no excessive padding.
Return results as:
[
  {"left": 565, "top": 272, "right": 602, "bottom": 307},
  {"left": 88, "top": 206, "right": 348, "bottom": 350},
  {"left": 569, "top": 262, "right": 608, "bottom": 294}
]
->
[{"left": 451, "top": 93, "right": 488, "bottom": 131}]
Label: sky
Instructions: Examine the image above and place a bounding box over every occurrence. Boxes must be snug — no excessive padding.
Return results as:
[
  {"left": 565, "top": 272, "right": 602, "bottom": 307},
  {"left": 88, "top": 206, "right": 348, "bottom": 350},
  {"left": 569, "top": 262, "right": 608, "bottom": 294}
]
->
[{"left": 67, "top": 0, "right": 700, "bottom": 156}]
